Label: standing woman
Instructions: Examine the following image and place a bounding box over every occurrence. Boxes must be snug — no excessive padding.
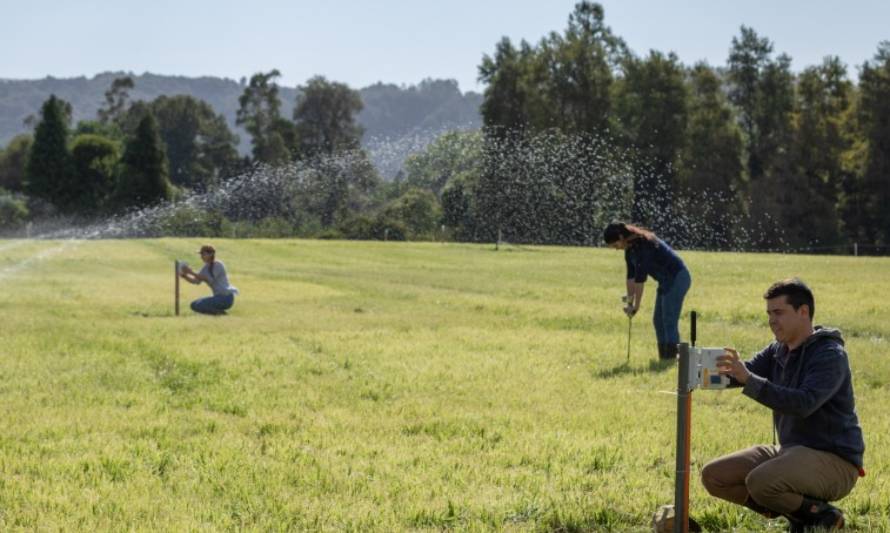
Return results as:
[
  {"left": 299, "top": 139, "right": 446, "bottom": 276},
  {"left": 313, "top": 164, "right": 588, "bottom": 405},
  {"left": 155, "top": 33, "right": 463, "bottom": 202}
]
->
[
  {"left": 603, "top": 222, "right": 691, "bottom": 360},
  {"left": 180, "top": 244, "right": 238, "bottom": 315}
]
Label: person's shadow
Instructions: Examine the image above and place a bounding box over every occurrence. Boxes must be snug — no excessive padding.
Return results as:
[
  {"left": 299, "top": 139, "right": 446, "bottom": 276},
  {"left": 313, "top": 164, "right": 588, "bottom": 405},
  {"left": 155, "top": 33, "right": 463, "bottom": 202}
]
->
[
  {"left": 128, "top": 308, "right": 174, "bottom": 318},
  {"left": 594, "top": 358, "right": 675, "bottom": 379}
]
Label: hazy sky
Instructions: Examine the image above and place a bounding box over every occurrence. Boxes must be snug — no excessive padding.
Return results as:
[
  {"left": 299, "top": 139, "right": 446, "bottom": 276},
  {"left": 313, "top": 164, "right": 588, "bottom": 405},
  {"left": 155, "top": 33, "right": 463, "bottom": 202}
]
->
[{"left": 3, "top": 0, "right": 888, "bottom": 92}]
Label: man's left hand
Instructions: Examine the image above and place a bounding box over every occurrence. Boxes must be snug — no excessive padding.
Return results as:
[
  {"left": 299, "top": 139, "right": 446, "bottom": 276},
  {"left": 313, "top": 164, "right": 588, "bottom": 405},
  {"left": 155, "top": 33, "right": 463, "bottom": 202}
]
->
[{"left": 717, "top": 347, "right": 750, "bottom": 384}]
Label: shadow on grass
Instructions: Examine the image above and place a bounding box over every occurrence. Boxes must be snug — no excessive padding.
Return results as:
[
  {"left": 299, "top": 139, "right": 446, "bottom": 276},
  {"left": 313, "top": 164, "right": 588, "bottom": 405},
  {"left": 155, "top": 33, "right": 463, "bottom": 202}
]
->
[
  {"left": 594, "top": 358, "right": 676, "bottom": 379},
  {"left": 128, "top": 308, "right": 175, "bottom": 318}
]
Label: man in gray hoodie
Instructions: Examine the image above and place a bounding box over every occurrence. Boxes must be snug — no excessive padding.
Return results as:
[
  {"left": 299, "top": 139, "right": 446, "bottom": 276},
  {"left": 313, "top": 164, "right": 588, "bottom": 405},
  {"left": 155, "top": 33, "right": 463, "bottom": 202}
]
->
[{"left": 700, "top": 278, "right": 864, "bottom": 532}]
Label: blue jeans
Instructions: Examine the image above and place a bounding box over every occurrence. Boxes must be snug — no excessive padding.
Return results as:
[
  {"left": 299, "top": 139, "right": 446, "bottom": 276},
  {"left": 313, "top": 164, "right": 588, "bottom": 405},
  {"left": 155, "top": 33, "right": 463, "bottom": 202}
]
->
[
  {"left": 653, "top": 268, "right": 691, "bottom": 344},
  {"left": 191, "top": 293, "right": 234, "bottom": 315}
]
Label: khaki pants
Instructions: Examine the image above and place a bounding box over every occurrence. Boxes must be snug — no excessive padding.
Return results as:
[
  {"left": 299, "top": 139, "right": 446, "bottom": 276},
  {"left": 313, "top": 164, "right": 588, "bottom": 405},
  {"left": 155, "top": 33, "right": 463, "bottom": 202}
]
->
[{"left": 701, "top": 445, "right": 859, "bottom": 515}]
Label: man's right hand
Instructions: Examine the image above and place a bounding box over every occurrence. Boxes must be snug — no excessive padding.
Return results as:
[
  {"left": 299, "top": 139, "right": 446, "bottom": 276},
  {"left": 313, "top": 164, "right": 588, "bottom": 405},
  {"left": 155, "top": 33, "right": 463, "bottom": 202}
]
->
[
  {"left": 717, "top": 347, "right": 750, "bottom": 384},
  {"left": 623, "top": 305, "right": 637, "bottom": 318}
]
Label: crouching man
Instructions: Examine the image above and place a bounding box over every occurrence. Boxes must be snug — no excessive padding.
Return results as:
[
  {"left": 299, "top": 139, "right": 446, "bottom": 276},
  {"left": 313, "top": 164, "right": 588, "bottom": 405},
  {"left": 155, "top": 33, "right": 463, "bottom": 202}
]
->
[{"left": 701, "top": 278, "right": 865, "bottom": 532}]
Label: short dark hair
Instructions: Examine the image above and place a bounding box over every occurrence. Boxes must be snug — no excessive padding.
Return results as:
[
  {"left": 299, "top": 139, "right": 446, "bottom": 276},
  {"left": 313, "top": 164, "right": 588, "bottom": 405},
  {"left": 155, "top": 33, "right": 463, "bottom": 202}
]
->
[{"left": 763, "top": 277, "right": 815, "bottom": 320}]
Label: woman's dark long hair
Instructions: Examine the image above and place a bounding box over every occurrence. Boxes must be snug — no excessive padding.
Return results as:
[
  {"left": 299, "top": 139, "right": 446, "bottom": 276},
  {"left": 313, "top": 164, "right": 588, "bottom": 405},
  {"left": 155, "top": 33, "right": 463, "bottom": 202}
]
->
[{"left": 603, "top": 222, "right": 656, "bottom": 245}]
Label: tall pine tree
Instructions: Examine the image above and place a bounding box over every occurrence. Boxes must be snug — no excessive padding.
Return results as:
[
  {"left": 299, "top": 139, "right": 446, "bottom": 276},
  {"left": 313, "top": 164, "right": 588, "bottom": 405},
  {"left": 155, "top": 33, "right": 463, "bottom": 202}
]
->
[
  {"left": 613, "top": 50, "right": 688, "bottom": 223},
  {"left": 114, "top": 114, "right": 172, "bottom": 208},
  {"left": 676, "top": 63, "right": 745, "bottom": 248},
  {"left": 787, "top": 57, "right": 851, "bottom": 249},
  {"left": 25, "top": 95, "right": 74, "bottom": 209},
  {"left": 293, "top": 76, "right": 364, "bottom": 159},
  {"left": 727, "top": 27, "right": 795, "bottom": 248},
  {"left": 849, "top": 42, "right": 890, "bottom": 246}
]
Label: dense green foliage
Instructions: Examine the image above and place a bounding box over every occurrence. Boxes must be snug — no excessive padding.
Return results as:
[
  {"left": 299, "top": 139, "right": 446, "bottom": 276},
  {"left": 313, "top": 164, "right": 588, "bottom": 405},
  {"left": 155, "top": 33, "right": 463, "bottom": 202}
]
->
[
  {"left": 0, "top": 189, "right": 29, "bottom": 227},
  {"left": 474, "top": 3, "right": 890, "bottom": 252},
  {"left": 0, "top": 239, "right": 888, "bottom": 530},
  {"left": 144, "top": 95, "right": 241, "bottom": 190},
  {"left": 236, "top": 70, "right": 291, "bottom": 166},
  {"left": 25, "top": 95, "right": 75, "bottom": 210},
  {"left": 2, "top": 2, "right": 890, "bottom": 253},
  {"left": 0, "top": 134, "right": 32, "bottom": 192},
  {"left": 293, "top": 76, "right": 364, "bottom": 158},
  {"left": 0, "top": 73, "right": 483, "bottom": 152},
  {"left": 848, "top": 42, "right": 890, "bottom": 246},
  {"left": 114, "top": 114, "right": 173, "bottom": 207},
  {"left": 70, "top": 133, "right": 120, "bottom": 210}
]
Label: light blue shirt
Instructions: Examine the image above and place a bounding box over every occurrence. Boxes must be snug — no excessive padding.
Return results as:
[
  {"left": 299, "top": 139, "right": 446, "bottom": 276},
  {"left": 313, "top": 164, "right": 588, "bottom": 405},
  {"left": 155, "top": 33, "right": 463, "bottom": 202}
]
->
[{"left": 197, "top": 260, "right": 238, "bottom": 296}]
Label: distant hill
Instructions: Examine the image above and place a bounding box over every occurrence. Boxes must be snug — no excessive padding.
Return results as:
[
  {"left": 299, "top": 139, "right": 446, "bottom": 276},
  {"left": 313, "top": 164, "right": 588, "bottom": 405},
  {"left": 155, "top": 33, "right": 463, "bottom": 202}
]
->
[{"left": 0, "top": 72, "right": 483, "bottom": 154}]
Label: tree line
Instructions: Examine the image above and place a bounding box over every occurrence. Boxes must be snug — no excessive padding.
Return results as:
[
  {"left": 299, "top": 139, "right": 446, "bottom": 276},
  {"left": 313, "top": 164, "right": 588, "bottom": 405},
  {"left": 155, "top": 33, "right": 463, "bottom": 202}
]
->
[
  {"left": 2, "top": 1, "right": 890, "bottom": 252},
  {"left": 461, "top": 2, "right": 890, "bottom": 251}
]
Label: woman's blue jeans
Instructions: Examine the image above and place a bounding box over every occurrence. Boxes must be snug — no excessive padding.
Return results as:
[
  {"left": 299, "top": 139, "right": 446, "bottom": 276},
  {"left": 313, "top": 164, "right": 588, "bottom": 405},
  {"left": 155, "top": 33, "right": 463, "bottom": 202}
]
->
[
  {"left": 191, "top": 293, "right": 234, "bottom": 315},
  {"left": 653, "top": 268, "right": 691, "bottom": 344}
]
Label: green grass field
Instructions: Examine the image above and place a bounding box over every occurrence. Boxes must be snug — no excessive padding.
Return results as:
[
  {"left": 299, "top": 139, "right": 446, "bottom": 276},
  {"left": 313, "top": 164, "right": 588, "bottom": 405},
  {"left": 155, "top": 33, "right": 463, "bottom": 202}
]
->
[{"left": 1, "top": 238, "right": 888, "bottom": 531}]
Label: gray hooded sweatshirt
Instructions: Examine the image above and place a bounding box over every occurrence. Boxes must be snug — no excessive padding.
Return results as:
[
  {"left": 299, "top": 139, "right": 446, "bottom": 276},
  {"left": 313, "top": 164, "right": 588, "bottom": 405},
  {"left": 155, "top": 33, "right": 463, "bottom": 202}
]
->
[{"left": 741, "top": 326, "right": 865, "bottom": 469}]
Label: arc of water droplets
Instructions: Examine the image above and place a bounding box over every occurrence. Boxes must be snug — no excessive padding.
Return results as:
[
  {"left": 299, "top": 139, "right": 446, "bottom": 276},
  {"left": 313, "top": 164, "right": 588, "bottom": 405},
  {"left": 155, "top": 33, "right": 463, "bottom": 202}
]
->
[{"left": 1, "top": 125, "right": 787, "bottom": 251}]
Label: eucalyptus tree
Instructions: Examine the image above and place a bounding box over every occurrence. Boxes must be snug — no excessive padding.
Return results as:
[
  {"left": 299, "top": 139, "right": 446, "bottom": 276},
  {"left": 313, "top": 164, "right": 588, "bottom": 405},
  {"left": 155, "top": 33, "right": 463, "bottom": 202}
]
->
[
  {"left": 236, "top": 70, "right": 291, "bottom": 166},
  {"left": 292, "top": 75, "right": 364, "bottom": 158},
  {"left": 290, "top": 76, "right": 378, "bottom": 228},
  {"left": 97, "top": 76, "right": 135, "bottom": 125}
]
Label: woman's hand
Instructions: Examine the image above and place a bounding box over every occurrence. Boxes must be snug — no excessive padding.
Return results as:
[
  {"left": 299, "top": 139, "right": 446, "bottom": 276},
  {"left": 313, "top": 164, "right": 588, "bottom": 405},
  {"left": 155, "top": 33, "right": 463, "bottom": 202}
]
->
[{"left": 716, "top": 347, "right": 750, "bottom": 384}]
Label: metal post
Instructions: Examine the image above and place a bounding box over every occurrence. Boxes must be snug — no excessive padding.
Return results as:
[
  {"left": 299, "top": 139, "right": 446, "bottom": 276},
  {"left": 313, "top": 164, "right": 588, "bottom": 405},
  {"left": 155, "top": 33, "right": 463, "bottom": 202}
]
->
[
  {"left": 174, "top": 260, "right": 180, "bottom": 316},
  {"left": 673, "top": 311, "right": 696, "bottom": 533},
  {"left": 854, "top": 242, "right": 858, "bottom": 257},
  {"left": 626, "top": 316, "right": 632, "bottom": 364},
  {"left": 674, "top": 341, "right": 692, "bottom": 533}
]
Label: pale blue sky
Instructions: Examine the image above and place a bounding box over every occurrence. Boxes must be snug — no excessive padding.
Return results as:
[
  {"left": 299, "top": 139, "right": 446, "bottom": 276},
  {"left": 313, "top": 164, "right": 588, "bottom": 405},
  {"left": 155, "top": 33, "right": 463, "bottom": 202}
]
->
[{"left": 3, "top": 0, "right": 888, "bottom": 92}]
